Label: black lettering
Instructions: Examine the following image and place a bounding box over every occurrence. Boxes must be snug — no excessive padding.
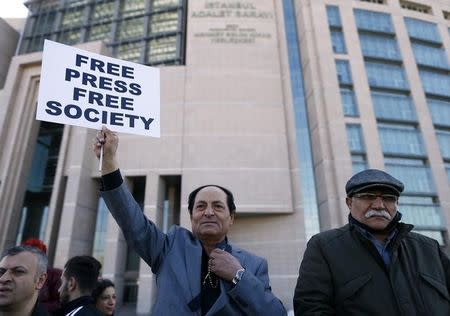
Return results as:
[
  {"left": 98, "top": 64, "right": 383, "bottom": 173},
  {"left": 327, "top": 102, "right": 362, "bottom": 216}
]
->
[
  {"left": 102, "top": 110, "right": 108, "bottom": 124},
  {"left": 107, "top": 62, "right": 121, "bottom": 76},
  {"left": 82, "top": 73, "right": 97, "bottom": 87},
  {"left": 84, "top": 108, "right": 99, "bottom": 122},
  {"left": 124, "top": 114, "right": 139, "bottom": 127},
  {"left": 88, "top": 91, "right": 104, "bottom": 106},
  {"left": 140, "top": 116, "right": 154, "bottom": 130},
  {"left": 75, "top": 54, "right": 89, "bottom": 67},
  {"left": 110, "top": 112, "right": 124, "bottom": 126},
  {"left": 65, "top": 68, "right": 80, "bottom": 82},
  {"left": 122, "top": 66, "right": 134, "bottom": 79},
  {"left": 105, "top": 94, "right": 119, "bottom": 108},
  {"left": 129, "top": 83, "right": 142, "bottom": 96},
  {"left": 121, "top": 97, "right": 134, "bottom": 110},
  {"left": 99, "top": 76, "right": 113, "bottom": 90},
  {"left": 114, "top": 80, "right": 127, "bottom": 93},
  {"left": 91, "top": 58, "right": 105, "bottom": 73},
  {"left": 45, "top": 101, "right": 62, "bottom": 116},
  {"left": 64, "top": 104, "right": 82, "bottom": 119},
  {"left": 73, "top": 87, "right": 86, "bottom": 101}
]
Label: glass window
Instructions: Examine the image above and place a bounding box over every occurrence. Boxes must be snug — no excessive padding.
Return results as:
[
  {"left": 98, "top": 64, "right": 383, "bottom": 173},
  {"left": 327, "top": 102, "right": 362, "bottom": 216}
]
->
[
  {"left": 347, "top": 124, "right": 365, "bottom": 153},
  {"left": 336, "top": 60, "right": 352, "bottom": 85},
  {"left": 33, "top": 11, "right": 56, "bottom": 35},
  {"left": 412, "top": 43, "right": 449, "bottom": 69},
  {"left": 327, "top": 5, "right": 341, "bottom": 28},
  {"left": 91, "top": 1, "right": 115, "bottom": 22},
  {"left": 17, "top": 122, "right": 63, "bottom": 243},
  {"left": 331, "top": 30, "right": 346, "bottom": 54},
  {"left": 419, "top": 70, "right": 450, "bottom": 98},
  {"left": 372, "top": 92, "right": 416, "bottom": 121},
  {"left": 400, "top": 203, "right": 443, "bottom": 229},
  {"left": 28, "top": 36, "right": 45, "bottom": 53},
  {"left": 283, "top": 0, "right": 320, "bottom": 239},
  {"left": 405, "top": 17, "right": 441, "bottom": 43},
  {"left": 445, "top": 162, "right": 450, "bottom": 182},
  {"left": 61, "top": 7, "right": 85, "bottom": 29},
  {"left": 93, "top": 198, "right": 109, "bottom": 264},
  {"left": 115, "top": 42, "right": 142, "bottom": 62},
  {"left": 152, "top": 0, "right": 180, "bottom": 9},
  {"left": 352, "top": 155, "right": 368, "bottom": 174},
  {"left": 117, "top": 16, "right": 145, "bottom": 40},
  {"left": 87, "top": 23, "right": 112, "bottom": 42},
  {"left": 385, "top": 158, "right": 435, "bottom": 194},
  {"left": 58, "top": 29, "right": 81, "bottom": 45},
  {"left": 436, "top": 130, "right": 450, "bottom": 160},
  {"left": 359, "top": 33, "right": 401, "bottom": 60},
  {"left": 341, "top": 88, "right": 358, "bottom": 116},
  {"left": 354, "top": 9, "right": 394, "bottom": 33},
  {"left": 428, "top": 98, "right": 450, "bottom": 127},
  {"left": 149, "top": 10, "right": 179, "bottom": 34},
  {"left": 146, "top": 36, "right": 178, "bottom": 64},
  {"left": 365, "top": 62, "right": 409, "bottom": 90},
  {"left": 121, "top": 0, "right": 146, "bottom": 18},
  {"left": 378, "top": 123, "right": 425, "bottom": 156}
]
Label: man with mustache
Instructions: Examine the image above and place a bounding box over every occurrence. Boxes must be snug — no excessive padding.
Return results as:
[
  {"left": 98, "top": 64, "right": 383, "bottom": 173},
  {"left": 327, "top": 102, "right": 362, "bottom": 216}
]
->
[
  {"left": 0, "top": 246, "right": 48, "bottom": 316},
  {"left": 93, "top": 127, "right": 286, "bottom": 315},
  {"left": 293, "top": 169, "right": 450, "bottom": 315}
]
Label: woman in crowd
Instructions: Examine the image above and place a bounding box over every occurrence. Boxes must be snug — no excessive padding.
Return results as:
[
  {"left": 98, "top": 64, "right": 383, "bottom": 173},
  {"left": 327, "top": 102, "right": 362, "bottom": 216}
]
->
[{"left": 92, "top": 279, "right": 116, "bottom": 316}]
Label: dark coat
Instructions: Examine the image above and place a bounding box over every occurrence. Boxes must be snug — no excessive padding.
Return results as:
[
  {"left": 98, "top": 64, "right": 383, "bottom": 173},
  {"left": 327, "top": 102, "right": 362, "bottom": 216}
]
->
[
  {"left": 293, "top": 222, "right": 450, "bottom": 315},
  {"left": 52, "top": 296, "right": 101, "bottom": 316},
  {"left": 31, "top": 300, "right": 50, "bottom": 316}
]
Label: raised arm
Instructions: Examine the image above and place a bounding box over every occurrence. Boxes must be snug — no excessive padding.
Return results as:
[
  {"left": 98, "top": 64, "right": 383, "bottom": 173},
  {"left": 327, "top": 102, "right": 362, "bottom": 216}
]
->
[{"left": 93, "top": 126, "right": 168, "bottom": 272}]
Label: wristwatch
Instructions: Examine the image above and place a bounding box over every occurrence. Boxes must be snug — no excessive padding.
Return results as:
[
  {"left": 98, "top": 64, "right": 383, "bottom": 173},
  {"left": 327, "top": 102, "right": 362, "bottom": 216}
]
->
[{"left": 232, "top": 268, "right": 245, "bottom": 286}]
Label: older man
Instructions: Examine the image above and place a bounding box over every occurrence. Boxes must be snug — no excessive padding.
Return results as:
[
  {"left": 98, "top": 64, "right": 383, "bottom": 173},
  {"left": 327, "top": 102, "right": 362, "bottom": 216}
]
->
[
  {"left": 293, "top": 169, "right": 450, "bottom": 315},
  {"left": 93, "top": 126, "right": 286, "bottom": 316},
  {"left": 0, "top": 246, "right": 48, "bottom": 316}
]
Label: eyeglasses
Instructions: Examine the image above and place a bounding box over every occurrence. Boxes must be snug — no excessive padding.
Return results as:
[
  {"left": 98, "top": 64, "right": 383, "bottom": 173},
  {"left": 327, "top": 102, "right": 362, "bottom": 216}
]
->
[{"left": 352, "top": 193, "right": 398, "bottom": 203}]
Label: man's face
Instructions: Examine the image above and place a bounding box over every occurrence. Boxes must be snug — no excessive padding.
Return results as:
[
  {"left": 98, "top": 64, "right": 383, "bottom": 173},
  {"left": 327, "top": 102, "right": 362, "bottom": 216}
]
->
[
  {"left": 0, "top": 252, "right": 45, "bottom": 310},
  {"left": 58, "top": 272, "right": 71, "bottom": 305},
  {"left": 346, "top": 189, "right": 398, "bottom": 230},
  {"left": 190, "top": 186, "right": 234, "bottom": 243}
]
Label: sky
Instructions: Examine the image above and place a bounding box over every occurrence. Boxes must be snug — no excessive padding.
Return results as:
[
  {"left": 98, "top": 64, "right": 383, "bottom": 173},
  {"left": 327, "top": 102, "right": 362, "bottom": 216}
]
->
[{"left": 1, "top": 1, "right": 28, "bottom": 19}]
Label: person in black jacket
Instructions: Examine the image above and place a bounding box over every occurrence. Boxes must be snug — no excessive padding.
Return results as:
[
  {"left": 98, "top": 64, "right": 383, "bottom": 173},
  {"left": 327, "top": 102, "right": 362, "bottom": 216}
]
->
[
  {"left": 294, "top": 169, "right": 450, "bottom": 316},
  {"left": 0, "top": 245, "right": 49, "bottom": 316},
  {"left": 53, "top": 256, "right": 101, "bottom": 316}
]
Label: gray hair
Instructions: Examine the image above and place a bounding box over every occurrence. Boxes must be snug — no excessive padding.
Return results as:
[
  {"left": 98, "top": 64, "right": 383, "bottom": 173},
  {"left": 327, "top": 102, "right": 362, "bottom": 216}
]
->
[{"left": 1, "top": 245, "right": 48, "bottom": 275}]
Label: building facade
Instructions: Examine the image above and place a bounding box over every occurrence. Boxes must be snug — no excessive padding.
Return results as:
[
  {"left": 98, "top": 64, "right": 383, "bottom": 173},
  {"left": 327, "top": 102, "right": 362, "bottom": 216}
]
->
[{"left": 0, "top": 0, "right": 449, "bottom": 313}]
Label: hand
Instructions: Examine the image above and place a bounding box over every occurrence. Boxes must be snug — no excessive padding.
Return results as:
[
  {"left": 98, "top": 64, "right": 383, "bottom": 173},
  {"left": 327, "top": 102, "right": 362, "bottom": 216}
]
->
[
  {"left": 209, "top": 248, "right": 243, "bottom": 282},
  {"left": 92, "top": 126, "right": 119, "bottom": 175}
]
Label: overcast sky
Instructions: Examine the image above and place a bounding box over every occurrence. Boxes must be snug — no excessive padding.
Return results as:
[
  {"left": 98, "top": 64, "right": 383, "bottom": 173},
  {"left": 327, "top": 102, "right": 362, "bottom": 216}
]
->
[{"left": 1, "top": 1, "right": 28, "bottom": 19}]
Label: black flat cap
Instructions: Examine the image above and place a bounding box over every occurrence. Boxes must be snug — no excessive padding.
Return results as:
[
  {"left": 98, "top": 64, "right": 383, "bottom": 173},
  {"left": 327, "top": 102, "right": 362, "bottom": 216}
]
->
[{"left": 346, "top": 169, "right": 404, "bottom": 196}]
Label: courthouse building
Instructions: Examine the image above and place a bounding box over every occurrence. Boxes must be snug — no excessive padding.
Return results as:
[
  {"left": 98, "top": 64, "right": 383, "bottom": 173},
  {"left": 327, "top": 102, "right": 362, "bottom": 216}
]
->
[{"left": 0, "top": 0, "right": 449, "bottom": 313}]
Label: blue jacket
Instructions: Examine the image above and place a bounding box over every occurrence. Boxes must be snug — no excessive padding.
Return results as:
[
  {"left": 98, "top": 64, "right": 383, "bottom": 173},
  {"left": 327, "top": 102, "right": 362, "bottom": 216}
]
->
[{"left": 101, "top": 182, "right": 286, "bottom": 316}]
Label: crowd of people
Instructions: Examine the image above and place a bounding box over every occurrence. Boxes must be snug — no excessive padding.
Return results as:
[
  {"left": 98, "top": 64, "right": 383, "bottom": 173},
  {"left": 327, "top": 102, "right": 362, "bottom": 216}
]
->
[
  {"left": 1, "top": 126, "right": 449, "bottom": 315},
  {"left": 0, "top": 239, "right": 116, "bottom": 316}
]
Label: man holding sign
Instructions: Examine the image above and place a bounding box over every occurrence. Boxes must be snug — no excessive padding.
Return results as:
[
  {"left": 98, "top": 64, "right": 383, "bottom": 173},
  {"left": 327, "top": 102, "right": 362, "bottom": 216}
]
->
[{"left": 92, "top": 127, "right": 286, "bottom": 316}]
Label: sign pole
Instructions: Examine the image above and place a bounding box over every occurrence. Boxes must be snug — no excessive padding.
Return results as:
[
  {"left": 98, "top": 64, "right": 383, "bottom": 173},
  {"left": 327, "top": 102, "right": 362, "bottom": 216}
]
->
[{"left": 99, "top": 145, "right": 103, "bottom": 172}]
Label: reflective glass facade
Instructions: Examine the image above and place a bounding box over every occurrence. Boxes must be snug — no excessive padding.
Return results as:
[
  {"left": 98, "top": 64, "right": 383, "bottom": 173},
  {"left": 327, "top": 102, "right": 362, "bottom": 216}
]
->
[
  {"left": 346, "top": 124, "right": 368, "bottom": 174},
  {"left": 352, "top": 9, "right": 446, "bottom": 241},
  {"left": 16, "top": 122, "right": 64, "bottom": 243},
  {"left": 19, "top": 0, "right": 186, "bottom": 65},
  {"left": 283, "top": 0, "right": 320, "bottom": 239}
]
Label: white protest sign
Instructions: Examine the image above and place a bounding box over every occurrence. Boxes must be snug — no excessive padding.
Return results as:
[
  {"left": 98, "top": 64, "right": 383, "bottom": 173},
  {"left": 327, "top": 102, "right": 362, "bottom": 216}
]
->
[{"left": 37, "top": 40, "right": 160, "bottom": 137}]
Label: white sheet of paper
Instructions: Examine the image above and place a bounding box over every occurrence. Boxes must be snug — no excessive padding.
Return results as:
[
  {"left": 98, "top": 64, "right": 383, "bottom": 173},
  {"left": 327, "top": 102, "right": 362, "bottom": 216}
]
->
[{"left": 37, "top": 40, "right": 160, "bottom": 137}]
